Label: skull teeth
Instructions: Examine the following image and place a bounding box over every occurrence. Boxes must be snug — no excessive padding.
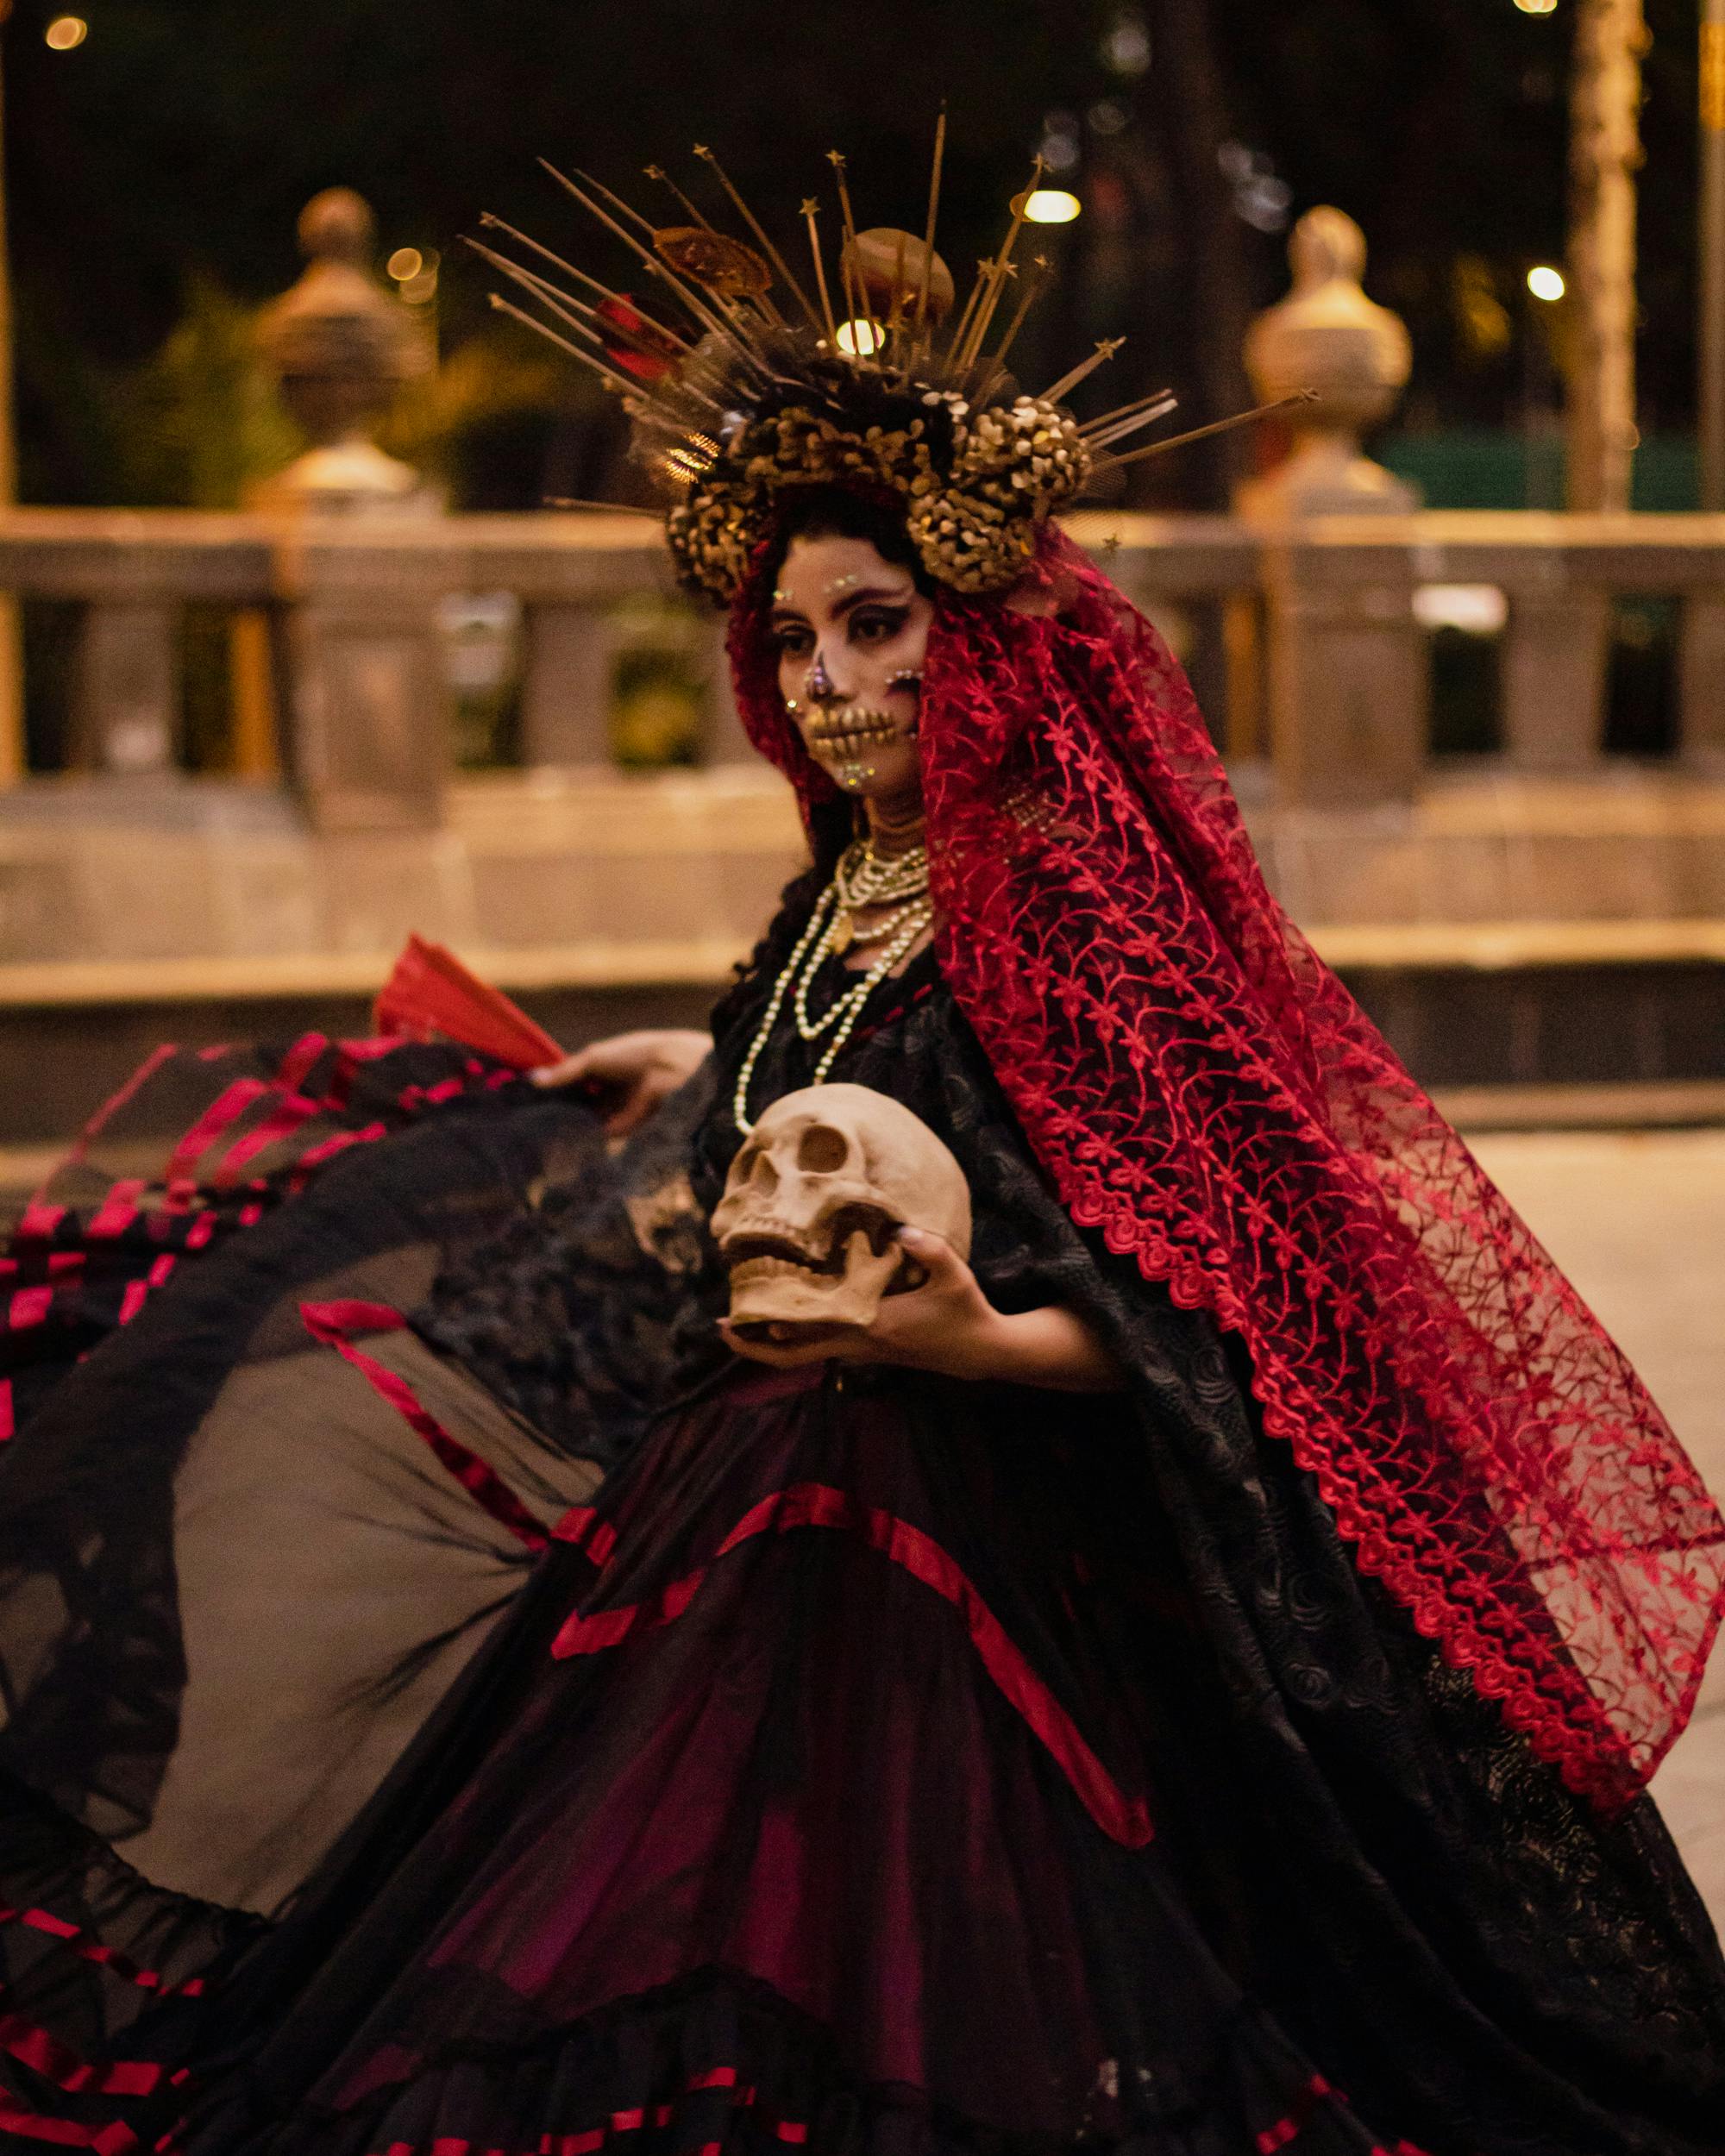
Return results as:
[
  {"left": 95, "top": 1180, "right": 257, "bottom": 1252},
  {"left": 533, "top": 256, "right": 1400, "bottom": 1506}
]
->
[
  {"left": 811, "top": 717, "right": 898, "bottom": 765},
  {"left": 723, "top": 1233, "right": 846, "bottom": 1280},
  {"left": 727, "top": 1252, "right": 831, "bottom": 1286}
]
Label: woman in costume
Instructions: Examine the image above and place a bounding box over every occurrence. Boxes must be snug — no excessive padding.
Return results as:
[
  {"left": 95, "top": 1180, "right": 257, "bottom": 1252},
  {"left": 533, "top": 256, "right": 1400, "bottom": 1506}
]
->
[{"left": 0, "top": 136, "right": 1722, "bottom": 2156}]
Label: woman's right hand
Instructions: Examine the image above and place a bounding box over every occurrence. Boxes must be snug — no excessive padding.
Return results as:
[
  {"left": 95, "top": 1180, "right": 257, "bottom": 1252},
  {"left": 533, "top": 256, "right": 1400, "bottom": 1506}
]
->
[{"left": 530, "top": 1028, "right": 711, "bottom": 1138}]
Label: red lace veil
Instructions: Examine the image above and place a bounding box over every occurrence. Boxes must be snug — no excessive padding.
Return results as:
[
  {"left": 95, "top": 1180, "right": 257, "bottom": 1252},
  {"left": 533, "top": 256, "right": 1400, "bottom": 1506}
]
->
[{"left": 728, "top": 524, "right": 1725, "bottom": 1817}]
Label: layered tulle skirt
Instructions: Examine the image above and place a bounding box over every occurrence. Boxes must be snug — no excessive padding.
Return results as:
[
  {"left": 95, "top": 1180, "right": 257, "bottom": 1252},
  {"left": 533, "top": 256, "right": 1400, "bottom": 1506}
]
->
[{"left": 0, "top": 1350, "right": 1442, "bottom": 2156}]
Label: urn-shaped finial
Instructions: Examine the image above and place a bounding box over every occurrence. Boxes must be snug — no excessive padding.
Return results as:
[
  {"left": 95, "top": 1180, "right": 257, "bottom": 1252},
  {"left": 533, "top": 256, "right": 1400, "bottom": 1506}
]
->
[
  {"left": 1238, "top": 206, "right": 1415, "bottom": 517},
  {"left": 254, "top": 188, "right": 437, "bottom": 512}
]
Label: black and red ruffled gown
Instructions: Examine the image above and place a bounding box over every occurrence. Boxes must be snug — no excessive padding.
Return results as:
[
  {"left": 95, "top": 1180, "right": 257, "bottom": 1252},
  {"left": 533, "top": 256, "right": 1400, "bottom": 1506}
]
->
[{"left": 0, "top": 871, "right": 1721, "bottom": 2156}]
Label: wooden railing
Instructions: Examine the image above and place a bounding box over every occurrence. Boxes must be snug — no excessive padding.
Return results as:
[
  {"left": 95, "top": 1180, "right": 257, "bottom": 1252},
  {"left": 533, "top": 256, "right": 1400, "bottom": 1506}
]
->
[{"left": 1, "top": 505, "right": 1723, "bottom": 826}]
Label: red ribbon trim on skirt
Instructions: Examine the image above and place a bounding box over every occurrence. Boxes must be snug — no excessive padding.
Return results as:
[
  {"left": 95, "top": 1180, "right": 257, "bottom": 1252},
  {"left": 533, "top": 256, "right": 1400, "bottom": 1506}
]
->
[
  {"left": 0, "top": 1907, "right": 204, "bottom": 2001},
  {"left": 299, "top": 1302, "right": 549, "bottom": 1552},
  {"left": 552, "top": 1480, "right": 1153, "bottom": 1850},
  {"left": 0, "top": 2000, "right": 160, "bottom": 2096},
  {"left": 0, "top": 2105, "right": 131, "bottom": 2152}
]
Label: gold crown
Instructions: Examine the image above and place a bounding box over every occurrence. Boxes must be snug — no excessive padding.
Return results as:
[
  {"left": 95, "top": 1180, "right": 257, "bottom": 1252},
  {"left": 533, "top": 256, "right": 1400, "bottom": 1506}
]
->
[{"left": 469, "top": 122, "right": 1302, "bottom": 605}]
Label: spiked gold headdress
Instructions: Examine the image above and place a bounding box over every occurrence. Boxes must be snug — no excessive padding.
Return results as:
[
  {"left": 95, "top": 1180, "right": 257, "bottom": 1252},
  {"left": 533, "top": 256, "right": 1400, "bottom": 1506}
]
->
[{"left": 471, "top": 120, "right": 1301, "bottom": 605}]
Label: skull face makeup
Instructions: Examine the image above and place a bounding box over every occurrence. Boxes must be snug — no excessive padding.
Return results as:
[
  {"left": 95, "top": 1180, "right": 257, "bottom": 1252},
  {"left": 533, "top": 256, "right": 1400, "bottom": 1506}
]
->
[
  {"left": 712, "top": 1084, "right": 972, "bottom": 1333},
  {"left": 768, "top": 535, "right": 932, "bottom": 807}
]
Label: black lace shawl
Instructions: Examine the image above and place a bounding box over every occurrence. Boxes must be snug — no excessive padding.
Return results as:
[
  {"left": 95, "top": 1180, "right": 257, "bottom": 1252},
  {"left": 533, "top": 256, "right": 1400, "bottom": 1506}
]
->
[
  {"left": 415, "top": 864, "right": 1251, "bottom": 1465},
  {"left": 415, "top": 868, "right": 1725, "bottom": 2156}
]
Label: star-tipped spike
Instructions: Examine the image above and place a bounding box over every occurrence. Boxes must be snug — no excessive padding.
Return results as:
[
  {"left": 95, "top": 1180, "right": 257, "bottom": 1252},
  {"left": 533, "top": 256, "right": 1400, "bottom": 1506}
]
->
[
  {"left": 913, "top": 105, "right": 947, "bottom": 351},
  {"left": 693, "top": 142, "right": 821, "bottom": 332},
  {"left": 1081, "top": 391, "right": 1181, "bottom": 450},
  {"left": 800, "top": 198, "right": 839, "bottom": 348},
  {"left": 1039, "top": 338, "right": 1126, "bottom": 407},
  {"left": 1087, "top": 390, "right": 1317, "bottom": 476},
  {"left": 478, "top": 210, "right": 689, "bottom": 353},
  {"left": 825, "top": 151, "right": 868, "bottom": 347},
  {"left": 487, "top": 292, "right": 648, "bottom": 402},
  {"left": 538, "top": 159, "right": 773, "bottom": 379},
  {"left": 643, "top": 163, "right": 712, "bottom": 231},
  {"left": 956, "top": 157, "right": 1044, "bottom": 373}
]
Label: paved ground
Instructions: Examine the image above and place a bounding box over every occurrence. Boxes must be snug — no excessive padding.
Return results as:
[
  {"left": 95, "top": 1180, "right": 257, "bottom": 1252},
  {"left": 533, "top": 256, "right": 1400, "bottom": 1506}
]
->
[{"left": 1469, "top": 1130, "right": 1725, "bottom": 1934}]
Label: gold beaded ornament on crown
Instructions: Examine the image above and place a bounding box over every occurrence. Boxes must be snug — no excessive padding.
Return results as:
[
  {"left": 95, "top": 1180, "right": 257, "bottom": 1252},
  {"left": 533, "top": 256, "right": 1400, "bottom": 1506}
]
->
[{"left": 471, "top": 120, "right": 1314, "bottom": 609}]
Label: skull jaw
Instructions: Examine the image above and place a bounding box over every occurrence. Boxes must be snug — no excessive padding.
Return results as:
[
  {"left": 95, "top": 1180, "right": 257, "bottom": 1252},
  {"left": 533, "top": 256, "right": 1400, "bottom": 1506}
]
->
[{"left": 725, "top": 1232, "right": 905, "bottom": 1336}]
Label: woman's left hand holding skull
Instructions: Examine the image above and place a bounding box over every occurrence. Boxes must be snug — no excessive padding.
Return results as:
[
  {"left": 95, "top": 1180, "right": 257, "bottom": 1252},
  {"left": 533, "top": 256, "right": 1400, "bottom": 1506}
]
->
[{"left": 718, "top": 1229, "right": 1125, "bottom": 1395}]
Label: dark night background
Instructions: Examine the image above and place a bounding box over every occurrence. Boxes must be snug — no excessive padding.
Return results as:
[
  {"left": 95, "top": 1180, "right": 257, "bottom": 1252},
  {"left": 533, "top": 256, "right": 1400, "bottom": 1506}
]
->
[{"left": 3, "top": 0, "right": 1707, "bottom": 512}]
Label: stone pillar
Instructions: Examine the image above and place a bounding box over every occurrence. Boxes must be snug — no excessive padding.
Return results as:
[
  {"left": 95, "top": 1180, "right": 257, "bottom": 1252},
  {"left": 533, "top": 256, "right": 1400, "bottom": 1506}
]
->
[
  {"left": 1502, "top": 585, "right": 1610, "bottom": 768},
  {"left": 273, "top": 536, "right": 449, "bottom": 830},
  {"left": 1262, "top": 537, "right": 1427, "bottom": 807}
]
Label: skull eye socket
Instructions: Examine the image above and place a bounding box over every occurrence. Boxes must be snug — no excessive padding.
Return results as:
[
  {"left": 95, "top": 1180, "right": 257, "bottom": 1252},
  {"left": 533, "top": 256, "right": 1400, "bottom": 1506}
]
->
[{"left": 796, "top": 1125, "right": 850, "bottom": 1174}]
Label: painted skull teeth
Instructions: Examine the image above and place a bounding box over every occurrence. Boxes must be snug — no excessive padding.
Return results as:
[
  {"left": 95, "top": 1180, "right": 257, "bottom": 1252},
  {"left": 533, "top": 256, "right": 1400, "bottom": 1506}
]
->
[{"left": 809, "top": 711, "right": 900, "bottom": 765}]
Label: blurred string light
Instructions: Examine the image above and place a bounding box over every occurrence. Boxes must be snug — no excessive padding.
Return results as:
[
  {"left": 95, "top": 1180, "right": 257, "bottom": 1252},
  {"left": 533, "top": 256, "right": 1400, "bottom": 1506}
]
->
[
  {"left": 1024, "top": 190, "right": 1082, "bottom": 225},
  {"left": 1514, "top": 0, "right": 1559, "bottom": 15},
  {"left": 388, "top": 246, "right": 439, "bottom": 305},
  {"left": 1089, "top": 99, "right": 1130, "bottom": 136},
  {"left": 1218, "top": 142, "right": 1292, "bottom": 234},
  {"left": 836, "top": 318, "right": 882, "bottom": 357},
  {"left": 44, "top": 16, "right": 87, "bottom": 48},
  {"left": 1101, "top": 10, "right": 1151, "bottom": 76},
  {"left": 1527, "top": 263, "right": 1566, "bottom": 301},
  {"left": 1038, "top": 110, "right": 1082, "bottom": 173}
]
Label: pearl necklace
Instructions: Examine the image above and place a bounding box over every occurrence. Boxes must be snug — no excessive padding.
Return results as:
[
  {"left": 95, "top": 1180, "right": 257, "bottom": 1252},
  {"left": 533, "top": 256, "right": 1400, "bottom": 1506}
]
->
[{"left": 732, "top": 839, "right": 932, "bottom": 1134}]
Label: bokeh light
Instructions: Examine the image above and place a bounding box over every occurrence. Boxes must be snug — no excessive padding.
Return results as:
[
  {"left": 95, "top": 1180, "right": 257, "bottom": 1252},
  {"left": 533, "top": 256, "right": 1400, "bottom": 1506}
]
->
[
  {"left": 836, "top": 318, "right": 882, "bottom": 357},
  {"left": 1527, "top": 264, "right": 1566, "bottom": 302},
  {"left": 44, "top": 16, "right": 87, "bottom": 49},
  {"left": 1513, "top": 0, "right": 1559, "bottom": 15},
  {"left": 1101, "top": 14, "right": 1151, "bottom": 75},
  {"left": 1023, "top": 190, "right": 1082, "bottom": 226}
]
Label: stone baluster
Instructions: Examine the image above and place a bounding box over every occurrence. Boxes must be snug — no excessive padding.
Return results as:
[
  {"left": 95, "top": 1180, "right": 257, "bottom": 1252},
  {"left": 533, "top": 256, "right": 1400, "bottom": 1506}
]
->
[
  {"left": 1502, "top": 567, "right": 1610, "bottom": 769},
  {"left": 70, "top": 599, "right": 181, "bottom": 774},
  {"left": 519, "top": 602, "right": 622, "bottom": 768},
  {"left": 1262, "top": 536, "right": 1427, "bottom": 806},
  {"left": 1678, "top": 581, "right": 1725, "bottom": 771},
  {"left": 273, "top": 532, "right": 449, "bottom": 831}
]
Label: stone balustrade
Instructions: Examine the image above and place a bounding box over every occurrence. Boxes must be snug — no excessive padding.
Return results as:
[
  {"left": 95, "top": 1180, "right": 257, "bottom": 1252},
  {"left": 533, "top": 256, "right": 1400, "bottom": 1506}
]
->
[{"left": 2, "top": 505, "right": 1724, "bottom": 826}]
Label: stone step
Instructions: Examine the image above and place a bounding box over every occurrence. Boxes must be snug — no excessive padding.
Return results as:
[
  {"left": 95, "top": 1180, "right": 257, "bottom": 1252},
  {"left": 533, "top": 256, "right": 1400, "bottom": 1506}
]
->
[{"left": 0, "top": 937, "right": 1718, "bottom": 1149}]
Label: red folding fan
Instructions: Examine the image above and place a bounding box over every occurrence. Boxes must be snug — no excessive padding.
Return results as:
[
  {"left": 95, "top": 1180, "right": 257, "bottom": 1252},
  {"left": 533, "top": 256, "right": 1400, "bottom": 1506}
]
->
[{"left": 373, "top": 936, "right": 562, "bottom": 1072}]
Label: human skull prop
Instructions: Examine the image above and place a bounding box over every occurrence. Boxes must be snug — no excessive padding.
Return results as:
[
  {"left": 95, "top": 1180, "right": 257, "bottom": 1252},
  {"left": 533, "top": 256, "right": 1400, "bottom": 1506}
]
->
[{"left": 712, "top": 1084, "right": 972, "bottom": 1334}]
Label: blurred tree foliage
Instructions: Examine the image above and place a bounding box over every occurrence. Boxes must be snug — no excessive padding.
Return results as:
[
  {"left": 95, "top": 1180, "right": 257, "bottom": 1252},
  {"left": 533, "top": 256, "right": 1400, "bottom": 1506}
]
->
[{"left": 3, "top": 0, "right": 1709, "bottom": 511}]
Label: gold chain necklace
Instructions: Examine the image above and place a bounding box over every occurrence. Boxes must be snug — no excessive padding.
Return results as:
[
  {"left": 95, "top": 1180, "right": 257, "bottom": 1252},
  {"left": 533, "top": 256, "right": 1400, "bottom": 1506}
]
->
[{"left": 732, "top": 838, "right": 932, "bottom": 1134}]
